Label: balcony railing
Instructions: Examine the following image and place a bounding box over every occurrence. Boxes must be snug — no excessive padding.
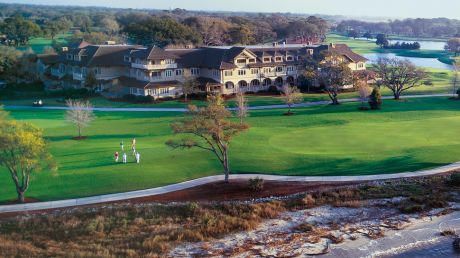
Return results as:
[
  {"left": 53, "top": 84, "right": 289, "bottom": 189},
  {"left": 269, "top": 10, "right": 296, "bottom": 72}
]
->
[
  {"left": 132, "top": 63, "right": 177, "bottom": 70},
  {"left": 73, "top": 72, "right": 84, "bottom": 81}
]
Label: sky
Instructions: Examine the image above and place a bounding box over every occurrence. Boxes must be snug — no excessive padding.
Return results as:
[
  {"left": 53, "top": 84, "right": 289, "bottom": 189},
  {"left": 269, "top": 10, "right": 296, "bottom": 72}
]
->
[{"left": 1, "top": 0, "right": 460, "bottom": 20}]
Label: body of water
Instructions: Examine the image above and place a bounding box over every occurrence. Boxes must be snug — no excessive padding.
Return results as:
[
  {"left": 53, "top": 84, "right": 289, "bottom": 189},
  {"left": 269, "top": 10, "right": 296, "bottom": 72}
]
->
[
  {"left": 389, "top": 238, "right": 460, "bottom": 258},
  {"left": 364, "top": 52, "right": 452, "bottom": 70}
]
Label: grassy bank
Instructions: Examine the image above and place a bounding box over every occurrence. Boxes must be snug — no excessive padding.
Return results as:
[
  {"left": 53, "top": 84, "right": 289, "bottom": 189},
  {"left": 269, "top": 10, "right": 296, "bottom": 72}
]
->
[
  {"left": 16, "top": 33, "right": 70, "bottom": 53},
  {"left": 1, "top": 97, "right": 460, "bottom": 201}
]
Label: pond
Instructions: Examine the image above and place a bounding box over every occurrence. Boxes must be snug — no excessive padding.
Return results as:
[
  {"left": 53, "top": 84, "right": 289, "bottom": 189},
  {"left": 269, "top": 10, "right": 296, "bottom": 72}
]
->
[{"left": 364, "top": 52, "right": 453, "bottom": 70}]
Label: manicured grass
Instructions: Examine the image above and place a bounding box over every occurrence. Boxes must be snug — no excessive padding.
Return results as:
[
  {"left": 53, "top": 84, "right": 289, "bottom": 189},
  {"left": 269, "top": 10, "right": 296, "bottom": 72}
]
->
[
  {"left": 326, "top": 33, "right": 455, "bottom": 64},
  {"left": 1, "top": 97, "right": 460, "bottom": 202},
  {"left": 16, "top": 33, "right": 70, "bottom": 53}
]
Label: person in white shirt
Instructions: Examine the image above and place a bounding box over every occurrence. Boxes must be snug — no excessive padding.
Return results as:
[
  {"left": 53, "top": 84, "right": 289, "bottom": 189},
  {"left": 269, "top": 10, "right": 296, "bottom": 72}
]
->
[
  {"left": 122, "top": 153, "right": 127, "bottom": 164},
  {"left": 135, "top": 152, "right": 140, "bottom": 164}
]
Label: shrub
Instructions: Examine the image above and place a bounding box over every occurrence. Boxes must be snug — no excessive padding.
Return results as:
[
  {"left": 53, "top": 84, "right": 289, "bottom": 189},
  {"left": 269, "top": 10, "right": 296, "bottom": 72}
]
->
[
  {"left": 248, "top": 177, "right": 264, "bottom": 192},
  {"left": 368, "top": 87, "right": 382, "bottom": 110},
  {"left": 450, "top": 173, "right": 460, "bottom": 186},
  {"left": 122, "top": 94, "right": 155, "bottom": 103},
  {"left": 440, "top": 229, "right": 456, "bottom": 236},
  {"left": 294, "top": 222, "right": 314, "bottom": 232},
  {"left": 267, "top": 86, "right": 281, "bottom": 94}
]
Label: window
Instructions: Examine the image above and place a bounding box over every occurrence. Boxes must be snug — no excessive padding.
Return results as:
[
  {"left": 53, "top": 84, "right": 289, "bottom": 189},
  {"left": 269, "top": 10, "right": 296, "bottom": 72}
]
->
[
  {"left": 248, "top": 58, "right": 256, "bottom": 63},
  {"left": 212, "top": 70, "right": 219, "bottom": 76},
  {"left": 275, "top": 56, "right": 282, "bottom": 62},
  {"left": 67, "top": 54, "right": 73, "bottom": 60},
  {"left": 286, "top": 56, "right": 293, "bottom": 61},
  {"left": 175, "top": 69, "right": 183, "bottom": 76},
  {"left": 358, "top": 63, "right": 364, "bottom": 68},
  {"left": 74, "top": 55, "right": 81, "bottom": 61},
  {"left": 152, "top": 71, "right": 161, "bottom": 77},
  {"left": 251, "top": 69, "right": 259, "bottom": 75},
  {"left": 191, "top": 68, "right": 200, "bottom": 75},
  {"left": 276, "top": 66, "right": 283, "bottom": 72},
  {"left": 236, "top": 58, "right": 246, "bottom": 64},
  {"left": 164, "top": 59, "right": 175, "bottom": 64},
  {"left": 94, "top": 67, "right": 101, "bottom": 75},
  {"left": 307, "top": 49, "right": 314, "bottom": 55},
  {"left": 224, "top": 70, "right": 233, "bottom": 76},
  {"left": 263, "top": 57, "right": 271, "bottom": 63},
  {"left": 263, "top": 68, "right": 271, "bottom": 74},
  {"left": 124, "top": 55, "right": 131, "bottom": 62},
  {"left": 165, "top": 70, "right": 173, "bottom": 77},
  {"left": 238, "top": 70, "right": 246, "bottom": 76},
  {"left": 286, "top": 66, "right": 295, "bottom": 72}
]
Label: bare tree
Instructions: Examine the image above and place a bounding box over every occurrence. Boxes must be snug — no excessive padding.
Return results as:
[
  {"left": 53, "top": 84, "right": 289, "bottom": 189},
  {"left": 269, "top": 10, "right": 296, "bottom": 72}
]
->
[
  {"left": 452, "top": 62, "right": 460, "bottom": 98},
  {"left": 235, "top": 90, "right": 248, "bottom": 124},
  {"left": 181, "top": 76, "right": 198, "bottom": 102},
  {"left": 318, "top": 63, "right": 353, "bottom": 105},
  {"left": 282, "top": 84, "right": 303, "bottom": 115},
  {"left": 374, "top": 58, "right": 427, "bottom": 100},
  {"left": 445, "top": 38, "right": 460, "bottom": 56},
  {"left": 166, "top": 95, "right": 249, "bottom": 182},
  {"left": 65, "top": 99, "right": 95, "bottom": 139},
  {"left": 355, "top": 79, "right": 372, "bottom": 108}
]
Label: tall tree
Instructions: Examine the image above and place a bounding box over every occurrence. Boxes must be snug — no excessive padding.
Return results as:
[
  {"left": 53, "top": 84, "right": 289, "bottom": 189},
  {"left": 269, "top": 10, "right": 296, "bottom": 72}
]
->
[
  {"left": 0, "top": 15, "right": 41, "bottom": 46},
  {"left": 85, "top": 70, "right": 98, "bottom": 89},
  {"left": 451, "top": 62, "right": 460, "bottom": 98},
  {"left": 0, "top": 45, "right": 22, "bottom": 81},
  {"left": 282, "top": 84, "right": 303, "bottom": 114},
  {"left": 445, "top": 38, "right": 460, "bottom": 56},
  {"left": 166, "top": 95, "right": 249, "bottom": 182},
  {"left": 375, "top": 34, "right": 389, "bottom": 48},
  {"left": 0, "top": 115, "right": 55, "bottom": 203},
  {"left": 374, "top": 58, "right": 427, "bottom": 99},
  {"left": 100, "top": 17, "right": 120, "bottom": 37},
  {"left": 235, "top": 91, "right": 248, "bottom": 124},
  {"left": 319, "top": 62, "right": 353, "bottom": 105},
  {"left": 65, "top": 99, "right": 96, "bottom": 139},
  {"left": 181, "top": 76, "right": 198, "bottom": 102}
]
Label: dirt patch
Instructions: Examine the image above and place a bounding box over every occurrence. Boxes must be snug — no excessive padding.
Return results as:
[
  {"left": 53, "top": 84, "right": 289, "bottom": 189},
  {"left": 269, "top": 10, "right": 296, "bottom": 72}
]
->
[{"left": 126, "top": 180, "right": 361, "bottom": 204}]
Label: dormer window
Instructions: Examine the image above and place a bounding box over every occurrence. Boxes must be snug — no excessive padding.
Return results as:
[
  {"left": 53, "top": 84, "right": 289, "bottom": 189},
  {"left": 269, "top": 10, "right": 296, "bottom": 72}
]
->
[
  {"left": 248, "top": 58, "right": 256, "bottom": 63},
  {"left": 236, "top": 58, "right": 246, "bottom": 64},
  {"left": 286, "top": 56, "right": 293, "bottom": 61},
  {"left": 275, "top": 56, "right": 282, "bottom": 62},
  {"left": 307, "top": 49, "right": 314, "bottom": 55},
  {"left": 263, "top": 57, "right": 271, "bottom": 63},
  {"left": 164, "top": 59, "right": 175, "bottom": 64}
]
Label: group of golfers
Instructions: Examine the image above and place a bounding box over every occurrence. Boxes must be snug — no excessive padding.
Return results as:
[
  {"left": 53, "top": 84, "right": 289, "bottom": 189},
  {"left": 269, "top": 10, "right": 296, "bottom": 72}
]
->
[{"left": 114, "top": 138, "right": 140, "bottom": 164}]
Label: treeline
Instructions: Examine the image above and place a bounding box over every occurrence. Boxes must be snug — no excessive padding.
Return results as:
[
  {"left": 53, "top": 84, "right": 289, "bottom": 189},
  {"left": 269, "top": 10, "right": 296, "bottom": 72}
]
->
[
  {"left": 336, "top": 18, "right": 460, "bottom": 38},
  {"left": 0, "top": 3, "right": 329, "bottom": 48}
]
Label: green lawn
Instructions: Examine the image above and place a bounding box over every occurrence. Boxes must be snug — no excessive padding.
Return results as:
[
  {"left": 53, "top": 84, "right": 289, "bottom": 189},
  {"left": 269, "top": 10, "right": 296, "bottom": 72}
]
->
[
  {"left": 1, "top": 97, "right": 460, "bottom": 202},
  {"left": 16, "top": 33, "right": 70, "bottom": 54},
  {"left": 326, "top": 33, "right": 455, "bottom": 64},
  {"left": 0, "top": 67, "right": 453, "bottom": 109}
]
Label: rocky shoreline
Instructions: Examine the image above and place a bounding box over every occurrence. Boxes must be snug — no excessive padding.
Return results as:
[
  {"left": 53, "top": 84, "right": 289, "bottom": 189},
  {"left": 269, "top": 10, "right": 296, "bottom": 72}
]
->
[{"left": 171, "top": 198, "right": 460, "bottom": 257}]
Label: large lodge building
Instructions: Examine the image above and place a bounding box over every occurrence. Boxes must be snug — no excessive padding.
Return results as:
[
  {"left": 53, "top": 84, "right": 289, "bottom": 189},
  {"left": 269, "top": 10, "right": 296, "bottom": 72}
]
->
[{"left": 36, "top": 41, "right": 367, "bottom": 99}]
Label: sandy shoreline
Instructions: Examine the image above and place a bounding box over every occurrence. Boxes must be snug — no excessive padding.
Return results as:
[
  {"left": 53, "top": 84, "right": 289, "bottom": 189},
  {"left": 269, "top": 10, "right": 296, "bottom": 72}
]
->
[{"left": 170, "top": 200, "right": 460, "bottom": 257}]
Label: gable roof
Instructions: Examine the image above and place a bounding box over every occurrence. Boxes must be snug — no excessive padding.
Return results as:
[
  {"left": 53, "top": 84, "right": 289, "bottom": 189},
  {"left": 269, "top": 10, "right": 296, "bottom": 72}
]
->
[
  {"left": 66, "top": 45, "right": 142, "bottom": 67},
  {"left": 131, "top": 46, "right": 179, "bottom": 60},
  {"left": 318, "top": 44, "right": 368, "bottom": 63}
]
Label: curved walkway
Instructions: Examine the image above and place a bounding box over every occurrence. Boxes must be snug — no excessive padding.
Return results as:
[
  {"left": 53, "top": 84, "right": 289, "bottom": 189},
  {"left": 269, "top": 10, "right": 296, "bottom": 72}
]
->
[
  {"left": 3, "top": 94, "right": 452, "bottom": 112},
  {"left": 0, "top": 161, "right": 459, "bottom": 214}
]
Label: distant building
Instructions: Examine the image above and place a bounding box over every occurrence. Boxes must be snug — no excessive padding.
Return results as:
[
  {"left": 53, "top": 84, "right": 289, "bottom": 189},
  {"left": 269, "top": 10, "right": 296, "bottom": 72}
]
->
[{"left": 36, "top": 42, "right": 367, "bottom": 99}]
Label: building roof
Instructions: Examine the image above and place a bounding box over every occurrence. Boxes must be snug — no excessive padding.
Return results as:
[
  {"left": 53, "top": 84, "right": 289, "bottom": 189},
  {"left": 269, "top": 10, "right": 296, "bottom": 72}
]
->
[
  {"left": 37, "top": 54, "right": 61, "bottom": 65},
  {"left": 66, "top": 45, "right": 142, "bottom": 67},
  {"left": 131, "top": 46, "right": 179, "bottom": 60},
  {"left": 318, "top": 44, "right": 368, "bottom": 63}
]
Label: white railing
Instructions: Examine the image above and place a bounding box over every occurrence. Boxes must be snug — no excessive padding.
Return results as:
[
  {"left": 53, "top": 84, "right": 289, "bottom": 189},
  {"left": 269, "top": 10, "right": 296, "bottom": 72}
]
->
[
  {"left": 73, "top": 72, "right": 84, "bottom": 81},
  {"left": 132, "top": 63, "right": 177, "bottom": 70}
]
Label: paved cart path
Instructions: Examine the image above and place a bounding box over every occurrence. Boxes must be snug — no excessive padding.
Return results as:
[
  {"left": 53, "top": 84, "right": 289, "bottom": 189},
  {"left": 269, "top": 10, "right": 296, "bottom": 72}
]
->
[
  {"left": 0, "top": 161, "right": 459, "bottom": 214},
  {"left": 3, "top": 94, "right": 452, "bottom": 112}
]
